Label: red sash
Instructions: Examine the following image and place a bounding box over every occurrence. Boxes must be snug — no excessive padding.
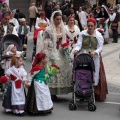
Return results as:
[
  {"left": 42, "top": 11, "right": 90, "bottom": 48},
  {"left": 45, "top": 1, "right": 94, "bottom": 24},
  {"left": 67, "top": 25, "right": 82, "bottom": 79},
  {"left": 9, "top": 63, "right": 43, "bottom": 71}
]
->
[{"left": 10, "top": 75, "right": 22, "bottom": 89}]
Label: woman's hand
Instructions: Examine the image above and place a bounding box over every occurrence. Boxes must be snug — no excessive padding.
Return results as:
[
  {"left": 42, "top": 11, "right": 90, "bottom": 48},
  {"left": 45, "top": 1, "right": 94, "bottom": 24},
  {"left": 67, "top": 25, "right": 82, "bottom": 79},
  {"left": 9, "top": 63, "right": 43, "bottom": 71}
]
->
[
  {"left": 24, "top": 81, "right": 30, "bottom": 88},
  {"left": 89, "top": 52, "right": 96, "bottom": 57},
  {"left": 74, "top": 50, "right": 79, "bottom": 55}
]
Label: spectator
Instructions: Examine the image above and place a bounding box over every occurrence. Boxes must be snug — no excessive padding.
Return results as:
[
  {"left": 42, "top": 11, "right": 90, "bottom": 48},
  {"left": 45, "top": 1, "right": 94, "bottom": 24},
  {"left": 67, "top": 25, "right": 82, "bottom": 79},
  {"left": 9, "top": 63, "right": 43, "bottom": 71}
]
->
[
  {"left": 78, "top": 6, "right": 87, "bottom": 28},
  {"left": 63, "top": 3, "right": 71, "bottom": 17},
  {"left": 36, "top": 3, "right": 42, "bottom": 17},
  {"left": 110, "top": 7, "right": 120, "bottom": 43},
  {"left": 1, "top": 2, "right": 10, "bottom": 12},
  {"left": 9, "top": 11, "right": 19, "bottom": 31},
  {"left": 29, "top": 2, "right": 38, "bottom": 31},
  {"left": 0, "top": 11, "right": 18, "bottom": 41},
  {"left": 14, "top": 9, "right": 25, "bottom": 23},
  {"left": 53, "top": 3, "right": 62, "bottom": 14},
  {"left": 44, "top": 1, "right": 52, "bottom": 20},
  {"left": 18, "top": 18, "right": 30, "bottom": 60}
]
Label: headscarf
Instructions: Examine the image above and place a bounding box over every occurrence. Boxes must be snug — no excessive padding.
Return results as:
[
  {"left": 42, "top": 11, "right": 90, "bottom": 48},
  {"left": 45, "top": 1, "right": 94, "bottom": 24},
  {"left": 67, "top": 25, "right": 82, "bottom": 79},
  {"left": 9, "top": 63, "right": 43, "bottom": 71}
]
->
[
  {"left": 7, "top": 44, "right": 15, "bottom": 51},
  {"left": 40, "top": 11, "right": 47, "bottom": 22},
  {"left": 50, "top": 11, "right": 66, "bottom": 48},
  {"left": 32, "top": 52, "right": 46, "bottom": 68},
  {"left": 87, "top": 18, "right": 96, "bottom": 26},
  {"left": 68, "top": 15, "right": 75, "bottom": 20}
]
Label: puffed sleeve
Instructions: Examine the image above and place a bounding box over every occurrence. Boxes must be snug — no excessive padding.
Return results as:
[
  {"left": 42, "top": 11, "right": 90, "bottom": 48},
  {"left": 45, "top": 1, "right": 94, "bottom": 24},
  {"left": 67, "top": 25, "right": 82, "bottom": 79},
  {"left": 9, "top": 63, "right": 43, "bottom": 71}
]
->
[
  {"left": 42, "top": 30, "right": 51, "bottom": 55},
  {"left": 5, "top": 67, "right": 11, "bottom": 77},
  {"left": 95, "top": 31, "right": 104, "bottom": 55},
  {"left": 70, "top": 32, "right": 83, "bottom": 60},
  {"left": 72, "top": 32, "right": 83, "bottom": 52},
  {"left": 35, "top": 17, "right": 40, "bottom": 29},
  {"left": 36, "top": 29, "right": 50, "bottom": 54}
]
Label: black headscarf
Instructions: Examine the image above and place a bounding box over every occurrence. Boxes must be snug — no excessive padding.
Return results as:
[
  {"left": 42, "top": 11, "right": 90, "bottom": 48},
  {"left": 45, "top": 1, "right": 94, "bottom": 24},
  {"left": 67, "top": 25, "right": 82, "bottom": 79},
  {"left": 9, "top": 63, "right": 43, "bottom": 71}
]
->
[{"left": 97, "top": 7, "right": 109, "bottom": 19}]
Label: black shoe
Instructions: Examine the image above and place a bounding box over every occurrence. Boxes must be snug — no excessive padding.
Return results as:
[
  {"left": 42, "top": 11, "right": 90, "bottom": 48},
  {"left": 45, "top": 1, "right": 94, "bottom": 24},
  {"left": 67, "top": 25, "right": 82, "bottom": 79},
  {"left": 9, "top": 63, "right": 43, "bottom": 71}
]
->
[{"left": 112, "top": 41, "right": 118, "bottom": 43}]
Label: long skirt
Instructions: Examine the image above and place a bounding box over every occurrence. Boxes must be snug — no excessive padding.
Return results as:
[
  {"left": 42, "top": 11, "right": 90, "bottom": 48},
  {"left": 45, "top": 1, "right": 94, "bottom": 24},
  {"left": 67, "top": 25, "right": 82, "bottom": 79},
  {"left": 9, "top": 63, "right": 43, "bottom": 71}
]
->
[
  {"left": 25, "top": 81, "right": 53, "bottom": 114},
  {"left": 2, "top": 84, "right": 25, "bottom": 114},
  {"left": 95, "top": 55, "right": 108, "bottom": 101},
  {"left": 48, "top": 49, "right": 72, "bottom": 95}
]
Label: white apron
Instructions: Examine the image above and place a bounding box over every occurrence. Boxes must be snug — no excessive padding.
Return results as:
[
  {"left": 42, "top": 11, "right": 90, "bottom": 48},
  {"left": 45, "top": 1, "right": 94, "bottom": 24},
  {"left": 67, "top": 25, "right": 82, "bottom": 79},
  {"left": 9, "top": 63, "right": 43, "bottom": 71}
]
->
[
  {"left": 34, "top": 81, "right": 53, "bottom": 111},
  {"left": 6, "top": 66, "right": 27, "bottom": 105}
]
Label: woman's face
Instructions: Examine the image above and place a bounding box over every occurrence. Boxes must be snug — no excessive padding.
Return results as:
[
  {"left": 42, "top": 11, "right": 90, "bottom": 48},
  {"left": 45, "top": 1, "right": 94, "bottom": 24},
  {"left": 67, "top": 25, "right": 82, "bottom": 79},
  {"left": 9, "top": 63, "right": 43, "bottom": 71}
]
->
[
  {"left": 101, "top": 8, "right": 104, "bottom": 12},
  {"left": 68, "top": 17, "right": 75, "bottom": 25},
  {"left": 54, "top": 16, "right": 62, "bottom": 25},
  {"left": 70, "top": 9, "right": 74, "bottom": 14},
  {"left": 79, "top": 7, "right": 82, "bottom": 12},
  {"left": 3, "top": 3, "right": 7, "bottom": 7},
  {"left": 87, "top": 22, "right": 95, "bottom": 34}
]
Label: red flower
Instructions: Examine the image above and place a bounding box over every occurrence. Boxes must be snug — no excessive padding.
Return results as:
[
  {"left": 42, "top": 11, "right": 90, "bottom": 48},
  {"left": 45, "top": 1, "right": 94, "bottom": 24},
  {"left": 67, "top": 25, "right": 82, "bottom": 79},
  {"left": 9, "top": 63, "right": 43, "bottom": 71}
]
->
[
  {"left": 98, "top": 29, "right": 103, "bottom": 33},
  {"left": 61, "top": 43, "right": 69, "bottom": 49},
  {"left": 51, "top": 64, "right": 60, "bottom": 70},
  {"left": 100, "top": 18, "right": 105, "bottom": 23},
  {"left": 0, "top": 76, "right": 8, "bottom": 84}
]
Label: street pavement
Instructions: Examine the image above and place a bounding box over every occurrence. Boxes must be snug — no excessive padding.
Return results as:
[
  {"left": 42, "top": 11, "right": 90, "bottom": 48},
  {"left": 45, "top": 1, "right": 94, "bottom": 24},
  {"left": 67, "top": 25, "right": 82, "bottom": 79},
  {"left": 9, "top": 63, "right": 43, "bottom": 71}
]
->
[{"left": 0, "top": 33, "right": 120, "bottom": 120}]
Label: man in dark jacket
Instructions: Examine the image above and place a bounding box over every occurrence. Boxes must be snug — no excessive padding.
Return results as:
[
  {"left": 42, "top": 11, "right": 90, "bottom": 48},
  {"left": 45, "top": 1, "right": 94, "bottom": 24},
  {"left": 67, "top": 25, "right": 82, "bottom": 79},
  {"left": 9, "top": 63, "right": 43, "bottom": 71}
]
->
[
  {"left": 63, "top": 3, "right": 71, "bottom": 17},
  {"left": 14, "top": 9, "right": 25, "bottom": 23},
  {"left": 44, "top": 2, "right": 52, "bottom": 20}
]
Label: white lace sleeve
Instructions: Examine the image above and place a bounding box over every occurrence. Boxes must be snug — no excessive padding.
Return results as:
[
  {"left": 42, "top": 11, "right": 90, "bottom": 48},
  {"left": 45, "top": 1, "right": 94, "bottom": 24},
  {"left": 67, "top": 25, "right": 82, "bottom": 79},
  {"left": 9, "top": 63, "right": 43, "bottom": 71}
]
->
[{"left": 36, "top": 29, "right": 50, "bottom": 54}]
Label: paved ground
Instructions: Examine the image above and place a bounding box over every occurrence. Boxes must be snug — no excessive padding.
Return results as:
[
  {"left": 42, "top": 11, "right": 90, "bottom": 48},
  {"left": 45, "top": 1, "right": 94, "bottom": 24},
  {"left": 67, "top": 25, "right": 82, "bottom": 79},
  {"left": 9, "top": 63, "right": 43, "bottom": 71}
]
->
[{"left": 0, "top": 33, "right": 120, "bottom": 119}]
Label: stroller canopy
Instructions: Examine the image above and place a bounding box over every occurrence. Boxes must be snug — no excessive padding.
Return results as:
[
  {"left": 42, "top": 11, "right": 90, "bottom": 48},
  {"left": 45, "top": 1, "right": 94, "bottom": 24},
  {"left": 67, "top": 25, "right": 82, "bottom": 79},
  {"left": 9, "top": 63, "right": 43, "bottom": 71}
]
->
[
  {"left": 73, "top": 53, "right": 95, "bottom": 71},
  {"left": 2, "top": 34, "right": 22, "bottom": 51}
]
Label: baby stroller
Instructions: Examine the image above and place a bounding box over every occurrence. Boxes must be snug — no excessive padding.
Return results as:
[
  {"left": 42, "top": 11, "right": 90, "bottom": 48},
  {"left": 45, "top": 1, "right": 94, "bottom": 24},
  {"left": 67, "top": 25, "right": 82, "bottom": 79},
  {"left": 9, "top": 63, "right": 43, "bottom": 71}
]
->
[
  {"left": 69, "top": 53, "right": 96, "bottom": 111},
  {"left": 0, "top": 34, "right": 22, "bottom": 91}
]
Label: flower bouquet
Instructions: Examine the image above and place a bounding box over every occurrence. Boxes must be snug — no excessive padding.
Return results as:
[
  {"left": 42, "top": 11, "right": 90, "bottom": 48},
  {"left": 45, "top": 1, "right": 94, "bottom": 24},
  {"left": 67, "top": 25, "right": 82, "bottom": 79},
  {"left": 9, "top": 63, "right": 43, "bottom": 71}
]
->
[
  {"left": 45, "top": 64, "right": 60, "bottom": 84},
  {"left": 100, "top": 18, "right": 105, "bottom": 23},
  {"left": 0, "top": 76, "right": 8, "bottom": 84},
  {"left": 61, "top": 43, "right": 71, "bottom": 62}
]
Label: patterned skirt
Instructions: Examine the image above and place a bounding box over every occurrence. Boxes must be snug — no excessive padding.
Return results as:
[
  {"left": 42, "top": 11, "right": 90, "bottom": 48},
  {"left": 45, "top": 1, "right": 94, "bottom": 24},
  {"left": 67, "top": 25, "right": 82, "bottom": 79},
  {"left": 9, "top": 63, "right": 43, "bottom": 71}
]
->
[{"left": 48, "top": 49, "right": 72, "bottom": 95}]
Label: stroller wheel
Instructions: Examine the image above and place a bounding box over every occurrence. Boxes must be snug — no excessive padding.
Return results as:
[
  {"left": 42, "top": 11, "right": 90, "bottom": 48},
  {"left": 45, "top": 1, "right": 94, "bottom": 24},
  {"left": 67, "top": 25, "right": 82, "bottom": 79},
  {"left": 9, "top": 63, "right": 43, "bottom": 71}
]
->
[
  {"left": 88, "top": 104, "right": 96, "bottom": 111},
  {"left": 69, "top": 102, "right": 77, "bottom": 110}
]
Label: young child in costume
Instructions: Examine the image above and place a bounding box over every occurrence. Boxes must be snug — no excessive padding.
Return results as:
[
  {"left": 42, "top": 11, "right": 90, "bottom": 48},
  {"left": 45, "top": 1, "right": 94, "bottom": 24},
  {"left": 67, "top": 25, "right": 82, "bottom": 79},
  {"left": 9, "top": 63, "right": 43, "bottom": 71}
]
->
[
  {"left": 2, "top": 55, "right": 29, "bottom": 115},
  {"left": 25, "top": 52, "right": 60, "bottom": 114},
  {"left": 1, "top": 44, "right": 24, "bottom": 73}
]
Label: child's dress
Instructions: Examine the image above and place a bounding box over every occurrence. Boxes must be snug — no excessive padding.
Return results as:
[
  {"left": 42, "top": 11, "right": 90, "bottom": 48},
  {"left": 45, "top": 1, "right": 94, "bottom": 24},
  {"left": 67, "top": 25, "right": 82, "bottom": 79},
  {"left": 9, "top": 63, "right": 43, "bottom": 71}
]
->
[
  {"left": 2, "top": 66, "right": 27, "bottom": 114},
  {"left": 25, "top": 65, "right": 53, "bottom": 114}
]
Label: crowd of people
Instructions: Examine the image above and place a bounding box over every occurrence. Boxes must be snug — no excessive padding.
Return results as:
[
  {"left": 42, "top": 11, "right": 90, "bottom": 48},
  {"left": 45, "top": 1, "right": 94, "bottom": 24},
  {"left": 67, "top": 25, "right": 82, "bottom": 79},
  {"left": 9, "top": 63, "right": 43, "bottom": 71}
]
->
[{"left": 0, "top": 0, "right": 119, "bottom": 116}]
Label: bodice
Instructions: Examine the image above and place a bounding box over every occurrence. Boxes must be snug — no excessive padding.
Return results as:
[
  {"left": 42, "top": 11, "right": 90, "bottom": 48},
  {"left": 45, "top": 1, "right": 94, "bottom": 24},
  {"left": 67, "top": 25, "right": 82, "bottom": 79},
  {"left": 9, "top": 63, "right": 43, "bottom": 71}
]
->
[{"left": 81, "top": 35, "right": 98, "bottom": 53}]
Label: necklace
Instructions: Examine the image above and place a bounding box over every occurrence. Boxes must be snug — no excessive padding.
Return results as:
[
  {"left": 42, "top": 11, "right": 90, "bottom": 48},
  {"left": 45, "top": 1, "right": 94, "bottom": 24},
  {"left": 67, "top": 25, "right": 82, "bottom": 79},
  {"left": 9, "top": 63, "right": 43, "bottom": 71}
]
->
[{"left": 68, "top": 25, "right": 74, "bottom": 32}]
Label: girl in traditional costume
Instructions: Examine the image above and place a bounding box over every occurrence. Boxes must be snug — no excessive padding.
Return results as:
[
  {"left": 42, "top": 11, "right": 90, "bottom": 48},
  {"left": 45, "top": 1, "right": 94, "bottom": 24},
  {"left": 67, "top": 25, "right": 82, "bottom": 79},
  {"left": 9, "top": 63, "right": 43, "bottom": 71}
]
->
[
  {"left": 2, "top": 55, "right": 29, "bottom": 115},
  {"left": 37, "top": 11, "right": 72, "bottom": 100},
  {"left": 65, "top": 16, "right": 80, "bottom": 58},
  {"left": 35, "top": 11, "right": 49, "bottom": 30},
  {"left": 73, "top": 18, "right": 108, "bottom": 101},
  {"left": 25, "top": 52, "right": 53, "bottom": 114}
]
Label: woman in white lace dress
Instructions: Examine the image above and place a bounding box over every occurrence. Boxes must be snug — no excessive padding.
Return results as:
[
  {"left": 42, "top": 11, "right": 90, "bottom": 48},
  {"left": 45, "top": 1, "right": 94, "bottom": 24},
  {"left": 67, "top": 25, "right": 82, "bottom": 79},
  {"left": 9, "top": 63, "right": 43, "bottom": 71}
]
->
[{"left": 37, "top": 11, "right": 72, "bottom": 100}]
